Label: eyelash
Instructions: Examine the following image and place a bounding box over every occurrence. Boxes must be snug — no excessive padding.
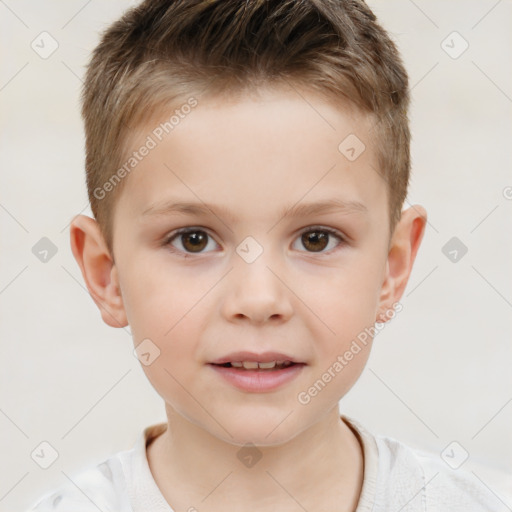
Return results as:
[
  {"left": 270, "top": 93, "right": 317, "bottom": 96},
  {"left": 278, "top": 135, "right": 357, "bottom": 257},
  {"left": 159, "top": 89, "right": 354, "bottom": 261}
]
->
[{"left": 162, "top": 225, "right": 347, "bottom": 258}]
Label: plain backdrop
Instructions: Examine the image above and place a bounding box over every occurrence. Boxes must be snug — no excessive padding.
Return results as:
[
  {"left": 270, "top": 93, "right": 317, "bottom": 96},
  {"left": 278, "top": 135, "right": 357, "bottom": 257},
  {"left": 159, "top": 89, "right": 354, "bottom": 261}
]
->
[{"left": 1, "top": 1, "right": 511, "bottom": 510}]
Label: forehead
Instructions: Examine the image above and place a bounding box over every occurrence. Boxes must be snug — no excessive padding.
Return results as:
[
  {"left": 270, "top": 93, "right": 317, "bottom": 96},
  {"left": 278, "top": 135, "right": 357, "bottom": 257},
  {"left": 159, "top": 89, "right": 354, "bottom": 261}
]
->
[{"left": 114, "top": 85, "right": 385, "bottom": 226}]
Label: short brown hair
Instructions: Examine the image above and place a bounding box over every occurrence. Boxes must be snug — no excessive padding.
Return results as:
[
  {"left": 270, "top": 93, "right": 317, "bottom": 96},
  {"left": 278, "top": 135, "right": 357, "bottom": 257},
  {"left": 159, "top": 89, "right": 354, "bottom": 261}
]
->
[{"left": 82, "top": 0, "right": 410, "bottom": 258}]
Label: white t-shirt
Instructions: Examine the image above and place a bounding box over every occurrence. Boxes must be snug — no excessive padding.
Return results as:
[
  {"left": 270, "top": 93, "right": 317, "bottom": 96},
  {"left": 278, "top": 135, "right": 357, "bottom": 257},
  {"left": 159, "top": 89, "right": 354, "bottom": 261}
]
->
[{"left": 26, "top": 415, "right": 503, "bottom": 511}]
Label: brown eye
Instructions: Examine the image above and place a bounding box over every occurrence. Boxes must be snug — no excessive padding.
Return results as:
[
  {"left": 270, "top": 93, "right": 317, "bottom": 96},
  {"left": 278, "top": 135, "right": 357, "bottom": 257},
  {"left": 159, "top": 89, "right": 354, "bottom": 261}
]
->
[
  {"left": 293, "top": 227, "right": 345, "bottom": 254},
  {"left": 165, "top": 228, "right": 217, "bottom": 255},
  {"left": 301, "top": 231, "right": 329, "bottom": 252},
  {"left": 180, "top": 231, "right": 208, "bottom": 252}
]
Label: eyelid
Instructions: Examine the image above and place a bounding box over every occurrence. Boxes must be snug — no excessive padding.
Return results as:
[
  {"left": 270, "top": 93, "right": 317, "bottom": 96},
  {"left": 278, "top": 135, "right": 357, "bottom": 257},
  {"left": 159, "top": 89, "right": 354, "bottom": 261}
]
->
[
  {"left": 164, "top": 226, "right": 215, "bottom": 243},
  {"left": 297, "top": 225, "right": 345, "bottom": 240}
]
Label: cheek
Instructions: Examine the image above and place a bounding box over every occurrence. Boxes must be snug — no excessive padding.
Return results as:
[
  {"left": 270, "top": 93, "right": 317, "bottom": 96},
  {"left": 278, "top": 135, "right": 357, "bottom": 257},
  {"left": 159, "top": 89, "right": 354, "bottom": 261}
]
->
[
  {"left": 133, "top": 302, "right": 204, "bottom": 408},
  {"left": 138, "top": 354, "right": 195, "bottom": 418},
  {"left": 301, "top": 254, "right": 384, "bottom": 338},
  {"left": 119, "top": 255, "right": 209, "bottom": 342},
  {"left": 121, "top": 255, "right": 211, "bottom": 371}
]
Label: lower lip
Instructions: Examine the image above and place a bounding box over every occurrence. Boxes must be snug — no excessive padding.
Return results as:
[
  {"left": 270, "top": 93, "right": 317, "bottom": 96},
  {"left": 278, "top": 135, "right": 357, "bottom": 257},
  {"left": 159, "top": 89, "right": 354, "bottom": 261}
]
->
[{"left": 209, "top": 364, "right": 305, "bottom": 392}]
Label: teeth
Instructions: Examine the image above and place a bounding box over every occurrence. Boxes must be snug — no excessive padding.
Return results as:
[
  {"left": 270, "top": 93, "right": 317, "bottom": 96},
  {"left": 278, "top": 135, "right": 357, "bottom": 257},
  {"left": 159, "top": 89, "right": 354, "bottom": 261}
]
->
[
  {"left": 226, "top": 360, "right": 294, "bottom": 369},
  {"left": 258, "top": 361, "right": 277, "bottom": 369},
  {"left": 242, "top": 361, "right": 259, "bottom": 369}
]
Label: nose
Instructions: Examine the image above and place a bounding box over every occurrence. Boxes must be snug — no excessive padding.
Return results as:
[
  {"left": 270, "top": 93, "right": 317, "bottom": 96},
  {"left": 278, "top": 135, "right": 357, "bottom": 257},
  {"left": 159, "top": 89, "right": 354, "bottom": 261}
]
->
[{"left": 220, "top": 251, "right": 293, "bottom": 325}]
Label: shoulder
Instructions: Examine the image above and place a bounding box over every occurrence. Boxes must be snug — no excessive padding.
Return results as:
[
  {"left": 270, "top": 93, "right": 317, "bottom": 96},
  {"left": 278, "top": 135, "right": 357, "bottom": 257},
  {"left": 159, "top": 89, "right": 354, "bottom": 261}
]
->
[
  {"left": 374, "top": 434, "right": 503, "bottom": 511},
  {"left": 26, "top": 422, "right": 170, "bottom": 512},
  {"left": 343, "top": 415, "right": 504, "bottom": 512},
  {"left": 26, "top": 453, "right": 133, "bottom": 512}
]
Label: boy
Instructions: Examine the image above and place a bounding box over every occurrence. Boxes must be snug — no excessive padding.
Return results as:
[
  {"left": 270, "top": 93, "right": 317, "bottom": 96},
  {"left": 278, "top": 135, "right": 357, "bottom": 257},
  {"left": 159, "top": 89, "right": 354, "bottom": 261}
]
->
[{"left": 27, "top": 0, "right": 501, "bottom": 510}]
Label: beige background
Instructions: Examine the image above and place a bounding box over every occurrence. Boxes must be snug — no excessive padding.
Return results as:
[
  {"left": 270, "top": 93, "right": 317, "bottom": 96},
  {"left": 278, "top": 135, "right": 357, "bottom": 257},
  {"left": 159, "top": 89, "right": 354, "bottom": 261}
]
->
[{"left": 1, "top": 1, "right": 511, "bottom": 510}]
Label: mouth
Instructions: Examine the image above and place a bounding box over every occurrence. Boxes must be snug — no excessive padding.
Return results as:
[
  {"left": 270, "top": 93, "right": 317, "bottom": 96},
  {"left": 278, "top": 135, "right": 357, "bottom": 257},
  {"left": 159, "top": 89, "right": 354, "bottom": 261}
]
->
[
  {"left": 210, "top": 351, "right": 305, "bottom": 367},
  {"left": 211, "top": 360, "right": 299, "bottom": 371},
  {"left": 208, "top": 359, "right": 306, "bottom": 393}
]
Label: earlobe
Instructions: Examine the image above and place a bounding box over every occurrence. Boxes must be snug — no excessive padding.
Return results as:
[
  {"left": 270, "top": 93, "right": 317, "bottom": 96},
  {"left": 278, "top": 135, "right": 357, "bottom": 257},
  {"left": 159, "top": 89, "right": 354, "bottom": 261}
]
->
[
  {"left": 375, "top": 205, "right": 427, "bottom": 323},
  {"left": 69, "top": 214, "right": 128, "bottom": 328}
]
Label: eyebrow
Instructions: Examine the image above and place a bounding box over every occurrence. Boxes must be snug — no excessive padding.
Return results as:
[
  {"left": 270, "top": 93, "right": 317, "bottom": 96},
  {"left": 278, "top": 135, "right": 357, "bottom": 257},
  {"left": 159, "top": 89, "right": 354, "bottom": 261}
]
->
[
  {"left": 141, "top": 198, "right": 368, "bottom": 223},
  {"left": 142, "top": 198, "right": 368, "bottom": 221}
]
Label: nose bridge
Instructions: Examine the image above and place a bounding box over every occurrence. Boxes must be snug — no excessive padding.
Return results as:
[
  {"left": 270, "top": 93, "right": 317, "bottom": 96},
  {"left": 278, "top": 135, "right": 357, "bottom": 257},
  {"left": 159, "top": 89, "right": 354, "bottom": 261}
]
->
[{"left": 221, "top": 236, "right": 293, "bottom": 323}]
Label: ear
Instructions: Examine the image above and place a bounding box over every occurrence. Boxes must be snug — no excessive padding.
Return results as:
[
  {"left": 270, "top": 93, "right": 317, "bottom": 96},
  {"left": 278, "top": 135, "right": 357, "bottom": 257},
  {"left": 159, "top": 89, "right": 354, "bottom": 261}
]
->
[
  {"left": 376, "top": 205, "right": 427, "bottom": 323},
  {"left": 69, "top": 214, "right": 128, "bottom": 328}
]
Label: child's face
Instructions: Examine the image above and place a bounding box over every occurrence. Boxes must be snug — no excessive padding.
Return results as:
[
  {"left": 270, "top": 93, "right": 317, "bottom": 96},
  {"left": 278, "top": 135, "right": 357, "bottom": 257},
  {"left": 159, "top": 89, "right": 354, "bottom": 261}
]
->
[{"left": 79, "top": 85, "right": 423, "bottom": 446}]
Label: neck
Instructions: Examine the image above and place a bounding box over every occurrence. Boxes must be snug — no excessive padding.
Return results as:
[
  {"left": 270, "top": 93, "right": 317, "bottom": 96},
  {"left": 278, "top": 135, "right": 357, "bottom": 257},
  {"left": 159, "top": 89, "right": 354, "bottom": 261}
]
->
[{"left": 147, "top": 406, "right": 364, "bottom": 512}]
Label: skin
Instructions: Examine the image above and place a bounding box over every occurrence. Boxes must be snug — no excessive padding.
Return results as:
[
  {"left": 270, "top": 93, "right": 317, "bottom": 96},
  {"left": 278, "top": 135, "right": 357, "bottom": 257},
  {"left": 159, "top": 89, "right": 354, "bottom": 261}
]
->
[{"left": 70, "top": 84, "right": 426, "bottom": 512}]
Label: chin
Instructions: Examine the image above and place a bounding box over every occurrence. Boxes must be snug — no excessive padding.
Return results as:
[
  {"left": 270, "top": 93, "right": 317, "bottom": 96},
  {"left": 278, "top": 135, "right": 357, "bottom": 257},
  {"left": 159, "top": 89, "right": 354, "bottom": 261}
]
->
[{"left": 211, "top": 410, "right": 307, "bottom": 448}]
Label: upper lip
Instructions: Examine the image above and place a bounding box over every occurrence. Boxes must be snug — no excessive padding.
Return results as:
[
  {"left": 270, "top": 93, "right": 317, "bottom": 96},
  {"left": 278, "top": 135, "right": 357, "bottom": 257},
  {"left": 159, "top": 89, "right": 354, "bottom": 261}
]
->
[{"left": 210, "top": 351, "right": 303, "bottom": 364}]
